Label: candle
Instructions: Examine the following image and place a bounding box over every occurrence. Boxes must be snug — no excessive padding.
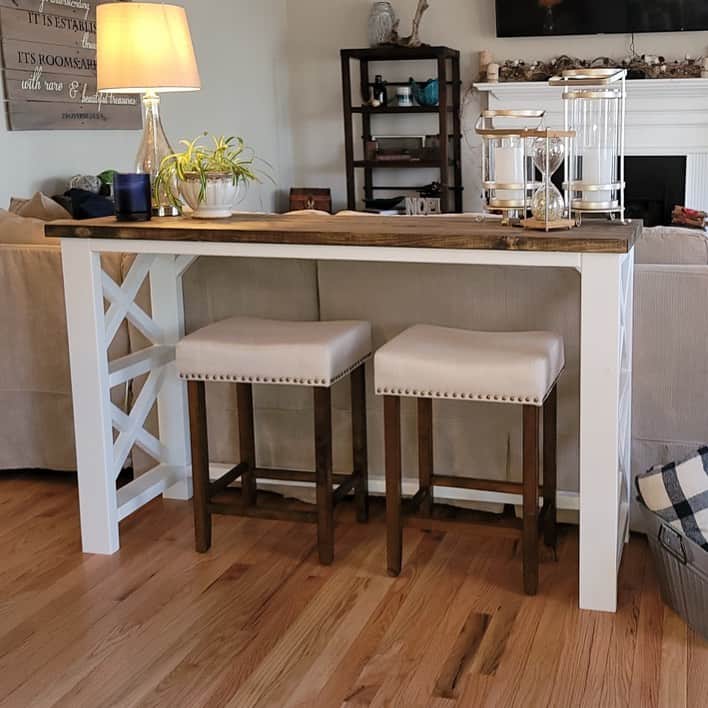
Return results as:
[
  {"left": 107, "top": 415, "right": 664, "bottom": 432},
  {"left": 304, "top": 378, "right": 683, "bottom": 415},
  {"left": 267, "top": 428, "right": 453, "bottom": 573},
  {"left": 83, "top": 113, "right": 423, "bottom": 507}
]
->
[
  {"left": 479, "top": 49, "right": 492, "bottom": 74},
  {"left": 486, "top": 63, "right": 500, "bottom": 83},
  {"left": 495, "top": 140, "right": 524, "bottom": 202},
  {"left": 113, "top": 173, "right": 152, "bottom": 222},
  {"left": 582, "top": 147, "right": 613, "bottom": 203}
]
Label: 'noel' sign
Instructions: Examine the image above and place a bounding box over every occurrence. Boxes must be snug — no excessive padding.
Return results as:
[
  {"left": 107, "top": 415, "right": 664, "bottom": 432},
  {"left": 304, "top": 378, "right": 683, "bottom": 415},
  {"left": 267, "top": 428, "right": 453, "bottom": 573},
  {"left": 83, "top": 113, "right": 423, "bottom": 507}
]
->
[{"left": 0, "top": 0, "right": 142, "bottom": 130}]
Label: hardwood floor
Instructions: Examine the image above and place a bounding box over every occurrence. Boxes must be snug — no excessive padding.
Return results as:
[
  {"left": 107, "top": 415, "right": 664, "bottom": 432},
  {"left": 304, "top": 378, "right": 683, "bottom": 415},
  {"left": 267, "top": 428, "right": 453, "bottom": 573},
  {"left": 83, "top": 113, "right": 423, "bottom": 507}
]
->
[{"left": 1, "top": 471, "right": 706, "bottom": 708}]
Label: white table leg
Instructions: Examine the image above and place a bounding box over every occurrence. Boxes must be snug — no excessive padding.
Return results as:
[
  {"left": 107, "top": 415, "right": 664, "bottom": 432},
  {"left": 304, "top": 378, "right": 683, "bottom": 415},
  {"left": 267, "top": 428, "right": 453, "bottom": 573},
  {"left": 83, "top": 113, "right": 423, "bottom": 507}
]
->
[
  {"left": 61, "top": 239, "right": 119, "bottom": 554},
  {"left": 579, "top": 250, "right": 634, "bottom": 612},
  {"left": 149, "top": 256, "right": 192, "bottom": 500}
]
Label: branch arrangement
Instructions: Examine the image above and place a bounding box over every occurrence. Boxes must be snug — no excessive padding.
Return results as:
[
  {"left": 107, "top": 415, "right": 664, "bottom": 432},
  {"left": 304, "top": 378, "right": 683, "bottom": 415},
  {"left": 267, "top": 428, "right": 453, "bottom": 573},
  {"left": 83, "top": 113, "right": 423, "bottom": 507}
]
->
[{"left": 389, "top": 0, "right": 431, "bottom": 48}]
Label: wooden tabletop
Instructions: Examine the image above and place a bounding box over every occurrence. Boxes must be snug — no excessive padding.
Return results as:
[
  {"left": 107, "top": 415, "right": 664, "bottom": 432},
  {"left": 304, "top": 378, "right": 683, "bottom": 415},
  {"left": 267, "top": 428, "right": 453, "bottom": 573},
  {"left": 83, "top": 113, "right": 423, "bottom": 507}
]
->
[{"left": 45, "top": 213, "right": 641, "bottom": 254}]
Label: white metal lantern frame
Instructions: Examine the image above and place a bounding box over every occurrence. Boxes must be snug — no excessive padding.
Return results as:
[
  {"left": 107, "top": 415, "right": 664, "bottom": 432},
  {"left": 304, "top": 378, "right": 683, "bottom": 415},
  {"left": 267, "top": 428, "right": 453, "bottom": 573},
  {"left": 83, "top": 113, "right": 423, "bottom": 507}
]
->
[
  {"left": 550, "top": 68, "right": 627, "bottom": 224},
  {"left": 475, "top": 109, "right": 544, "bottom": 224}
]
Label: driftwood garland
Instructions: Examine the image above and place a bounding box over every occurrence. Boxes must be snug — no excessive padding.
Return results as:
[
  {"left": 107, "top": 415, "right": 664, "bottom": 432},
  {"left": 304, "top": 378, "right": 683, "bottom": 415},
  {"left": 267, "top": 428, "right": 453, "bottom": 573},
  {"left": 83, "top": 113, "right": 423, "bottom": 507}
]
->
[
  {"left": 483, "top": 54, "right": 705, "bottom": 83},
  {"left": 389, "top": 0, "right": 431, "bottom": 48}
]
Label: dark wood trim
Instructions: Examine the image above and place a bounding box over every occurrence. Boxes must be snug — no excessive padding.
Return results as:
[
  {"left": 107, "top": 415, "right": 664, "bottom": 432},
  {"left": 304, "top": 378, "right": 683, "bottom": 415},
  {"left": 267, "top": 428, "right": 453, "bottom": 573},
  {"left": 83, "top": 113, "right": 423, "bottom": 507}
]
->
[
  {"left": 341, "top": 52, "right": 356, "bottom": 211},
  {"left": 522, "top": 405, "right": 540, "bottom": 596},
  {"left": 45, "top": 214, "right": 641, "bottom": 254},
  {"left": 432, "top": 474, "right": 541, "bottom": 496},
  {"left": 314, "top": 386, "right": 334, "bottom": 565},
  {"left": 209, "top": 462, "right": 246, "bottom": 496},
  {"left": 351, "top": 365, "right": 369, "bottom": 523},
  {"left": 384, "top": 395, "right": 403, "bottom": 577},
  {"left": 333, "top": 474, "right": 358, "bottom": 506},
  {"left": 543, "top": 384, "right": 558, "bottom": 550},
  {"left": 207, "top": 498, "right": 318, "bottom": 524},
  {"left": 404, "top": 488, "right": 430, "bottom": 516},
  {"left": 341, "top": 46, "right": 460, "bottom": 61},
  {"left": 187, "top": 381, "right": 211, "bottom": 553},
  {"left": 418, "top": 398, "right": 434, "bottom": 517},
  {"left": 237, "top": 383, "right": 257, "bottom": 507},
  {"left": 253, "top": 468, "right": 350, "bottom": 485},
  {"left": 437, "top": 55, "right": 450, "bottom": 212}
]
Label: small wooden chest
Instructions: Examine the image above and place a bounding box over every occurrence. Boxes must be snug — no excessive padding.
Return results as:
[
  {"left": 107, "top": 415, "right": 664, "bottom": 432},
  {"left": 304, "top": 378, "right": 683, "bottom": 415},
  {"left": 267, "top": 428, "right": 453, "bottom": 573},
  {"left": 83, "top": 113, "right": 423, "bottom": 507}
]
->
[{"left": 289, "top": 188, "right": 332, "bottom": 213}]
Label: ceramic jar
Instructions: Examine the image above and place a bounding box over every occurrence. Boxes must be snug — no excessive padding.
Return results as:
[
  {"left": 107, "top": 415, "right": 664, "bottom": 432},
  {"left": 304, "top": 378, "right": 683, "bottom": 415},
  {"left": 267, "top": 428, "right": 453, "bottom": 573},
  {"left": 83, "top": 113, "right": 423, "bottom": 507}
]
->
[{"left": 368, "top": 2, "right": 396, "bottom": 47}]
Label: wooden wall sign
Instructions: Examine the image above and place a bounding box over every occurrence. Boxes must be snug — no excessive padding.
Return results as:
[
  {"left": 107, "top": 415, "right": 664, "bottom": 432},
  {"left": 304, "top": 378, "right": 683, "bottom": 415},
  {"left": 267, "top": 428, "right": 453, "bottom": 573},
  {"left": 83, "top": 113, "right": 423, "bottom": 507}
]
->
[{"left": 0, "top": 0, "right": 142, "bottom": 131}]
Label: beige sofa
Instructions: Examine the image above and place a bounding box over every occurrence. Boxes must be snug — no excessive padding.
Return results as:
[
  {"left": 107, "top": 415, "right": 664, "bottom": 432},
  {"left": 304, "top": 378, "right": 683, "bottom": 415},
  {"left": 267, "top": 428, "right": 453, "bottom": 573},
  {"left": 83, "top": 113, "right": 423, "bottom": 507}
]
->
[
  {"left": 0, "top": 209, "right": 128, "bottom": 470},
  {"left": 2, "top": 213, "right": 706, "bottom": 520}
]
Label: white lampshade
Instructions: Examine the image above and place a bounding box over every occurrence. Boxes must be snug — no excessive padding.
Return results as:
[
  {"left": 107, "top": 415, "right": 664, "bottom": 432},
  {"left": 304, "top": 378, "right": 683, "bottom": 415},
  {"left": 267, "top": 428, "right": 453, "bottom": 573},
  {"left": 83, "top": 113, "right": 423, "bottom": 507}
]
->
[{"left": 97, "top": 2, "right": 201, "bottom": 94}]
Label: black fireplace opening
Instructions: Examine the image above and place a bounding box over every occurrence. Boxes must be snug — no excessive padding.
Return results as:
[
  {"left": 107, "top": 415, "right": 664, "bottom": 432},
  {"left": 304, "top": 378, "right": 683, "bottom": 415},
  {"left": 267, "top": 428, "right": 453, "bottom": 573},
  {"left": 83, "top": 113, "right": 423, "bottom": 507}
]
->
[{"left": 624, "top": 156, "right": 686, "bottom": 227}]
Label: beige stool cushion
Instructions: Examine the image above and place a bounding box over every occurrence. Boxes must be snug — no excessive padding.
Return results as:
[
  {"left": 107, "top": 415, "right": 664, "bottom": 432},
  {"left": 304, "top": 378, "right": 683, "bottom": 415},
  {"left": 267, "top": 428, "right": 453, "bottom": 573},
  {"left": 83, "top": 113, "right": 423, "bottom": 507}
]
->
[
  {"left": 177, "top": 316, "right": 372, "bottom": 387},
  {"left": 375, "top": 325, "right": 564, "bottom": 406}
]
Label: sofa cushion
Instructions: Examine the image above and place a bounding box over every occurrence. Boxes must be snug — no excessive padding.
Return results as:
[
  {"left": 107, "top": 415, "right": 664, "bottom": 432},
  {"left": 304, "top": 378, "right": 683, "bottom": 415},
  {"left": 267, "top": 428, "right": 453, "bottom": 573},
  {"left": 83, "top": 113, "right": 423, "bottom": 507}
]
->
[
  {"left": 0, "top": 209, "right": 56, "bottom": 245},
  {"left": 636, "top": 226, "right": 708, "bottom": 266},
  {"left": 9, "top": 192, "right": 72, "bottom": 222}
]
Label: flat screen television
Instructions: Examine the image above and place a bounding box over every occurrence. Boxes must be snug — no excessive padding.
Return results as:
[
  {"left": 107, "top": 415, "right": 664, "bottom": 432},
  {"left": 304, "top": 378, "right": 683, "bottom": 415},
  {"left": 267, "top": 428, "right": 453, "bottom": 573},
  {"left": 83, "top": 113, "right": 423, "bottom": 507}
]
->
[{"left": 496, "top": 0, "right": 708, "bottom": 37}]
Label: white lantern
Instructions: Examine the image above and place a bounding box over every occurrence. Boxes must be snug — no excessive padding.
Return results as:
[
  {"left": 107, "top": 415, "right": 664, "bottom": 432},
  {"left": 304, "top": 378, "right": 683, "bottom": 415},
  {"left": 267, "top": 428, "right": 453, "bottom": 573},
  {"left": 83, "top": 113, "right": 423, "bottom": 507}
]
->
[
  {"left": 550, "top": 68, "right": 627, "bottom": 224},
  {"left": 475, "top": 110, "right": 544, "bottom": 224}
]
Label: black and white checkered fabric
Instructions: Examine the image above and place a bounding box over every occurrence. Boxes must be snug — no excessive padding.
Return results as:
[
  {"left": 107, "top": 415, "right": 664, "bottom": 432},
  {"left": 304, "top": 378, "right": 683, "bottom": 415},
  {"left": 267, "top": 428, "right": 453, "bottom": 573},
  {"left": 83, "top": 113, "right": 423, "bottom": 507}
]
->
[{"left": 636, "top": 447, "right": 708, "bottom": 551}]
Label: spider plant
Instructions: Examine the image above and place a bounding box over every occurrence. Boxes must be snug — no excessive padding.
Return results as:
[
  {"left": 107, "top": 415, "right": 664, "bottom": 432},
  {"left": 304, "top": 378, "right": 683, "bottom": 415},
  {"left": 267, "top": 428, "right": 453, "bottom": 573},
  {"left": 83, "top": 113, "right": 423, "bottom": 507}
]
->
[{"left": 154, "top": 134, "right": 265, "bottom": 209}]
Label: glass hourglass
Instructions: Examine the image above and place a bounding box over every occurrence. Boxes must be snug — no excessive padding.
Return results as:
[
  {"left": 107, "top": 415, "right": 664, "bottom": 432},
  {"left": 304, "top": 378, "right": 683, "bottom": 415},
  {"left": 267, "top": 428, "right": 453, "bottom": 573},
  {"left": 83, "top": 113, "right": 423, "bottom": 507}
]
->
[{"left": 530, "top": 136, "right": 566, "bottom": 224}]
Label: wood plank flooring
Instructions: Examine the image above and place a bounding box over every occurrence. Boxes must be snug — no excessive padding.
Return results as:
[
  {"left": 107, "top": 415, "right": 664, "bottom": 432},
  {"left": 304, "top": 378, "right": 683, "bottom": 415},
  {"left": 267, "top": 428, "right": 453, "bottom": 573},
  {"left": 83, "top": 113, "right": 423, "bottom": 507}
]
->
[{"left": 1, "top": 471, "right": 706, "bottom": 708}]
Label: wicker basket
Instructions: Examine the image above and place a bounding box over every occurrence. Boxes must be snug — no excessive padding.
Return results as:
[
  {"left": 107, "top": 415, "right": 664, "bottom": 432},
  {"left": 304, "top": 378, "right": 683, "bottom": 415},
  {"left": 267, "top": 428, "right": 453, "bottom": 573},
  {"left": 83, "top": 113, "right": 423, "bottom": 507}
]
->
[{"left": 639, "top": 501, "right": 708, "bottom": 641}]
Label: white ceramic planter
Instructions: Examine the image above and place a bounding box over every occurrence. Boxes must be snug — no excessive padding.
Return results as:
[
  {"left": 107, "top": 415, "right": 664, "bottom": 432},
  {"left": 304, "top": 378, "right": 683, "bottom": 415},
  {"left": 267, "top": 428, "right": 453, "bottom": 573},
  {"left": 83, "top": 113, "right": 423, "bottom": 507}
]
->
[{"left": 180, "top": 173, "right": 242, "bottom": 219}]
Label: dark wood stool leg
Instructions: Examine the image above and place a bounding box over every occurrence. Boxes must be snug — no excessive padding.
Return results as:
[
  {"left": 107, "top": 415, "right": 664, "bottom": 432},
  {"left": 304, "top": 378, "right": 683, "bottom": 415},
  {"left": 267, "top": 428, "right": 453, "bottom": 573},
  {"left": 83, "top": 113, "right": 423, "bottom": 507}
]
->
[
  {"left": 237, "top": 383, "right": 257, "bottom": 507},
  {"left": 188, "top": 381, "right": 212, "bottom": 553},
  {"left": 351, "top": 365, "right": 369, "bottom": 523},
  {"left": 543, "top": 384, "right": 558, "bottom": 550},
  {"left": 314, "top": 386, "right": 334, "bottom": 565},
  {"left": 385, "top": 395, "right": 403, "bottom": 576},
  {"left": 522, "top": 405, "right": 540, "bottom": 595},
  {"left": 418, "top": 398, "right": 434, "bottom": 517}
]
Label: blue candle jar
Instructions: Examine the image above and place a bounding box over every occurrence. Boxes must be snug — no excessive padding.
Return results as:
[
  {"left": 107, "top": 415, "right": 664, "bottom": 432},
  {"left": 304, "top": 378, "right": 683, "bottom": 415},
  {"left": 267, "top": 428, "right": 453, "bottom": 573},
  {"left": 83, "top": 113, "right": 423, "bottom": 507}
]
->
[{"left": 113, "top": 173, "right": 152, "bottom": 222}]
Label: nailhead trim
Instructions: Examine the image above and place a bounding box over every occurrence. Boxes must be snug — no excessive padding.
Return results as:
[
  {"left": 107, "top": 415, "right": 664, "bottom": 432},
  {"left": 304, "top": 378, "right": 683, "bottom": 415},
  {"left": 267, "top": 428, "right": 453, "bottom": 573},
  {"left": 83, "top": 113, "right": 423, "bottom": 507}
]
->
[
  {"left": 178, "top": 353, "right": 371, "bottom": 388},
  {"left": 374, "top": 387, "right": 542, "bottom": 405}
]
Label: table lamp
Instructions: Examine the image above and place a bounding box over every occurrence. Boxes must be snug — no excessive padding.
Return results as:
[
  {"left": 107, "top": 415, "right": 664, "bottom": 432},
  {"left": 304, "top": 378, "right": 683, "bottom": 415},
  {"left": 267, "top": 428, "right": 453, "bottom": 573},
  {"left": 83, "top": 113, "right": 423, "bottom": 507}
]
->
[{"left": 97, "top": 1, "right": 201, "bottom": 216}]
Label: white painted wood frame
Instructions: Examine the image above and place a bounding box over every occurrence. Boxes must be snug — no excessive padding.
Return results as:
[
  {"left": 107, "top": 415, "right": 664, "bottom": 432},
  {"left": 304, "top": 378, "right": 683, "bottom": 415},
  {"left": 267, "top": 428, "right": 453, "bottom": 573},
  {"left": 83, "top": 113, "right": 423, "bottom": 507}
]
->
[{"left": 60, "top": 236, "right": 633, "bottom": 613}]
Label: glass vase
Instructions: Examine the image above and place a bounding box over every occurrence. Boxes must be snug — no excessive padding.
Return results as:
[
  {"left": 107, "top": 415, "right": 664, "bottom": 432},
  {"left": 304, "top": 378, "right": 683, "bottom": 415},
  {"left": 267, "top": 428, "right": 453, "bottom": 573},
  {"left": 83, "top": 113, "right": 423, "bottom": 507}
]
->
[{"left": 368, "top": 2, "right": 396, "bottom": 47}]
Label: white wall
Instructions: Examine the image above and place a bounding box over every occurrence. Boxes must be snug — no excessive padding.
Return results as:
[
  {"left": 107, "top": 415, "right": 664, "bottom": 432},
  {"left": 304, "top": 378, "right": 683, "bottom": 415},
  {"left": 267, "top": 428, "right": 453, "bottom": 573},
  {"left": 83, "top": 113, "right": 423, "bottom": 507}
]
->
[
  {"left": 0, "top": 0, "right": 291, "bottom": 212},
  {"left": 285, "top": 0, "right": 708, "bottom": 211},
  {"left": 2, "top": 1, "right": 707, "bottom": 213}
]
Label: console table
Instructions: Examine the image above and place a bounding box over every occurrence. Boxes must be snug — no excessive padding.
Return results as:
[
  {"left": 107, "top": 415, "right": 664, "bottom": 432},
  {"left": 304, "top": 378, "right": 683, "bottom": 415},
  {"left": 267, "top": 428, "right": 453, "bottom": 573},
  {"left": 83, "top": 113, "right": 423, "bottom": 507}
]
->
[{"left": 46, "top": 213, "right": 640, "bottom": 613}]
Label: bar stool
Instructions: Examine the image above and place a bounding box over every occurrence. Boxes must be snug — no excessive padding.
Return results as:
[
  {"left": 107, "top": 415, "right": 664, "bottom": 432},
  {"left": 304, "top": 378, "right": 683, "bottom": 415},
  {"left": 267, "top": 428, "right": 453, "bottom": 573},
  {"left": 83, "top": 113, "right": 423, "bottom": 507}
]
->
[
  {"left": 375, "top": 325, "right": 564, "bottom": 595},
  {"left": 176, "top": 316, "right": 372, "bottom": 564}
]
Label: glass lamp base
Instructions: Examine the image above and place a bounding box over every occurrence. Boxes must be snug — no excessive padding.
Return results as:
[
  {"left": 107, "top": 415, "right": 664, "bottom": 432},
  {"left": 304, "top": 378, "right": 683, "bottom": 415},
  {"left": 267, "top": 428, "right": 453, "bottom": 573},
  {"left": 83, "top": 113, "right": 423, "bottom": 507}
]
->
[
  {"left": 137, "top": 91, "right": 182, "bottom": 217},
  {"left": 152, "top": 205, "right": 182, "bottom": 217}
]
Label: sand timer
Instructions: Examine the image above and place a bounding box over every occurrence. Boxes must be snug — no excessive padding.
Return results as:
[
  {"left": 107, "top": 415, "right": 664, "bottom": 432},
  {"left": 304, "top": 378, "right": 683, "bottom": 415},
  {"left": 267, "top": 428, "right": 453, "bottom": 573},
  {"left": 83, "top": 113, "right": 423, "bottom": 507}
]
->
[{"left": 524, "top": 129, "right": 575, "bottom": 231}]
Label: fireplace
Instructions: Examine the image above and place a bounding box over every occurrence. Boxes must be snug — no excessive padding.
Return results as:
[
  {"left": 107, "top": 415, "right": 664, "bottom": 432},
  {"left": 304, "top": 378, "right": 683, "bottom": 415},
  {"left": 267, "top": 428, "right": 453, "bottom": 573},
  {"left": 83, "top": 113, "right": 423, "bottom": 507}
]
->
[{"left": 624, "top": 156, "right": 686, "bottom": 227}]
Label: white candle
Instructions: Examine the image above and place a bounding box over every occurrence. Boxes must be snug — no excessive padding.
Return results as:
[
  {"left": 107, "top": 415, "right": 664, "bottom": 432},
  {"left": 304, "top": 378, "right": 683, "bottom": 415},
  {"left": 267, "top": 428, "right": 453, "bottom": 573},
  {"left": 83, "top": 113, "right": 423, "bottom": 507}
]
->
[
  {"left": 495, "top": 143, "right": 524, "bottom": 202},
  {"left": 486, "top": 63, "right": 500, "bottom": 83},
  {"left": 582, "top": 147, "right": 613, "bottom": 203}
]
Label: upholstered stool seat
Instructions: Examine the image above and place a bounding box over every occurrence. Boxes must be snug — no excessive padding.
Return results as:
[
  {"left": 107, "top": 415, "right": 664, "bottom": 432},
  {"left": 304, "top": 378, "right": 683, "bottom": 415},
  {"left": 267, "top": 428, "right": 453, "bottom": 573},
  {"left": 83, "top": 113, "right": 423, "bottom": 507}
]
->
[
  {"left": 177, "top": 316, "right": 372, "bottom": 386},
  {"left": 375, "top": 325, "right": 564, "bottom": 405},
  {"left": 178, "top": 316, "right": 372, "bottom": 564},
  {"left": 376, "top": 325, "right": 564, "bottom": 595}
]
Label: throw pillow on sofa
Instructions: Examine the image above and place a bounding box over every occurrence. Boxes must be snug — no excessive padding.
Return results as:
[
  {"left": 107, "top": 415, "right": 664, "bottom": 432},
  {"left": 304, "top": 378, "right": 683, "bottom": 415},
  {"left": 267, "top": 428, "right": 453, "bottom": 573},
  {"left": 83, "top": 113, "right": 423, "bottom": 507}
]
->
[{"left": 9, "top": 192, "right": 72, "bottom": 222}]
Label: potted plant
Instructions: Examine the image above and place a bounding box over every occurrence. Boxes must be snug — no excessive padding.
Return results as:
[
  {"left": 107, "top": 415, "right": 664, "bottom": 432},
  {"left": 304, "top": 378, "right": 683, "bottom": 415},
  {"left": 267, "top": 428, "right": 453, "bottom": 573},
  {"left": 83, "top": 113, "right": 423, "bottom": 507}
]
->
[{"left": 155, "top": 134, "right": 266, "bottom": 218}]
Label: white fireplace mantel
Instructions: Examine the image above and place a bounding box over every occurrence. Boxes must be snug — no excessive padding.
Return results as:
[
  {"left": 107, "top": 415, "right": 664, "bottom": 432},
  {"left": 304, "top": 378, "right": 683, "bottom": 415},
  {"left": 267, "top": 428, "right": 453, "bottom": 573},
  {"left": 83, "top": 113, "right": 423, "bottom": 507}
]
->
[{"left": 474, "top": 78, "right": 708, "bottom": 210}]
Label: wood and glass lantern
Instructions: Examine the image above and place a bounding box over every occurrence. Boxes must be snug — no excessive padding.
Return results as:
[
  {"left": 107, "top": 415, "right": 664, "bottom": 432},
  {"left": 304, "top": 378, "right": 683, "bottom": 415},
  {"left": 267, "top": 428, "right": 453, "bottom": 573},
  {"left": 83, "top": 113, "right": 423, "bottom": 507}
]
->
[
  {"left": 476, "top": 110, "right": 544, "bottom": 224},
  {"left": 550, "top": 68, "right": 627, "bottom": 224}
]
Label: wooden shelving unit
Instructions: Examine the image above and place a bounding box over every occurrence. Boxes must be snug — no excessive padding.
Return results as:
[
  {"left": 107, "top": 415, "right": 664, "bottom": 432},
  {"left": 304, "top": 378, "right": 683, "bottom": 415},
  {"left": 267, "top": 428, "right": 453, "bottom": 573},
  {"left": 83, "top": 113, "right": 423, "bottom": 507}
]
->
[{"left": 340, "top": 46, "right": 463, "bottom": 213}]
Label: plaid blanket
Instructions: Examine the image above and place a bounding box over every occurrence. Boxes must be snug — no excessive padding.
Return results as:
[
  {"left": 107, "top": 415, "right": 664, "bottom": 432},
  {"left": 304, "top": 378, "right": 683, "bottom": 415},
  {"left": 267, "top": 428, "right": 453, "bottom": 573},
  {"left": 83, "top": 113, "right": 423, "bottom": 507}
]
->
[{"left": 636, "top": 447, "right": 708, "bottom": 551}]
